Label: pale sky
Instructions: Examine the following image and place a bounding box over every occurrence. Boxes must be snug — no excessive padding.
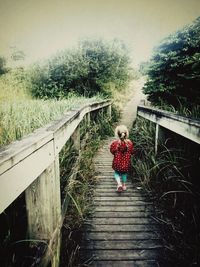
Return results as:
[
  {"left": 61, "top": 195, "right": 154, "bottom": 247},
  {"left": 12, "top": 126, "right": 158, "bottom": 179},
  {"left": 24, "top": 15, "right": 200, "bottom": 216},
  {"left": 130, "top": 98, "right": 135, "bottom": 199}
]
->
[{"left": 0, "top": 0, "right": 200, "bottom": 66}]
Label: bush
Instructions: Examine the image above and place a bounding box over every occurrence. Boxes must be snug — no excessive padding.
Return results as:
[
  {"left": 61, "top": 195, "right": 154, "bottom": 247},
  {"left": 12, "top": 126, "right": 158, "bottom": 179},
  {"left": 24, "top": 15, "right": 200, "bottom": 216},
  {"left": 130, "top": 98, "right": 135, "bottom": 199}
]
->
[
  {"left": 29, "top": 38, "right": 133, "bottom": 99},
  {"left": 144, "top": 17, "right": 200, "bottom": 109}
]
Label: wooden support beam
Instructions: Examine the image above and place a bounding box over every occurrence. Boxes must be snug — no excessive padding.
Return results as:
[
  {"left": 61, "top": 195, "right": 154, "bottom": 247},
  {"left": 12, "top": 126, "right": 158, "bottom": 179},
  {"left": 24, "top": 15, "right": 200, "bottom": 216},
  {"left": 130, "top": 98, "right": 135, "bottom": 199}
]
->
[
  {"left": 25, "top": 155, "right": 61, "bottom": 267},
  {"left": 155, "top": 124, "right": 165, "bottom": 154},
  {"left": 71, "top": 125, "right": 80, "bottom": 152},
  {"left": 107, "top": 104, "right": 112, "bottom": 119}
]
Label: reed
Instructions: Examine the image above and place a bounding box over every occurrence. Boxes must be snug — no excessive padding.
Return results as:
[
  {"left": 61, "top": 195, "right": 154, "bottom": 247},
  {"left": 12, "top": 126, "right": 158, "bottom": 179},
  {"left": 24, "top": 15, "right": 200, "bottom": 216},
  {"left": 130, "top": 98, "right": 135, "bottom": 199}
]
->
[
  {"left": 130, "top": 116, "right": 200, "bottom": 265},
  {"left": 0, "top": 96, "right": 101, "bottom": 147}
]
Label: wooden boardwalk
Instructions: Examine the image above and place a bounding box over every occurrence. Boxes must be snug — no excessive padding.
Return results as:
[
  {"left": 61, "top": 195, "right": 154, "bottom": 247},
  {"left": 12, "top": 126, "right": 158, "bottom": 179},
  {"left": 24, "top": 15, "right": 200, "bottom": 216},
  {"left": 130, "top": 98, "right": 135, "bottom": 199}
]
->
[{"left": 80, "top": 138, "right": 164, "bottom": 267}]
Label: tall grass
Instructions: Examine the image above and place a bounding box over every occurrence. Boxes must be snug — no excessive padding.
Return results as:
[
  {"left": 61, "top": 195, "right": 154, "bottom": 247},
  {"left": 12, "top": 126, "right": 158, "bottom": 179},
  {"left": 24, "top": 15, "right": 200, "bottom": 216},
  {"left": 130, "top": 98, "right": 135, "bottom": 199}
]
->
[
  {"left": 0, "top": 70, "right": 31, "bottom": 102},
  {"left": 130, "top": 116, "right": 200, "bottom": 266},
  {"left": 0, "top": 96, "right": 102, "bottom": 147},
  {"left": 152, "top": 99, "right": 200, "bottom": 120}
]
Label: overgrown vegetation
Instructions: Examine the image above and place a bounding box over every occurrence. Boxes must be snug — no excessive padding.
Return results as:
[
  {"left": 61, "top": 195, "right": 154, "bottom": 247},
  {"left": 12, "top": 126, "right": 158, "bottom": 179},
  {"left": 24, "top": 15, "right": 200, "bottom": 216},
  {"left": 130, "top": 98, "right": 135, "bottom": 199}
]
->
[
  {"left": 28, "top": 38, "right": 134, "bottom": 99},
  {"left": 0, "top": 95, "right": 102, "bottom": 147},
  {"left": 131, "top": 117, "right": 200, "bottom": 266},
  {"left": 143, "top": 16, "right": 200, "bottom": 109}
]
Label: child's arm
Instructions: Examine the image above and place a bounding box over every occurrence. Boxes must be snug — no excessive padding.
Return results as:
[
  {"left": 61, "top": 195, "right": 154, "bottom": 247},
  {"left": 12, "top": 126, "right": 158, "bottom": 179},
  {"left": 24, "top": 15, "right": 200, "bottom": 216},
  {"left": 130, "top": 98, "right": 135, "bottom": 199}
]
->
[
  {"left": 126, "top": 140, "right": 134, "bottom": 154},
  {"left": 110, "top": 141, "right": 119, "bottom": 154}
]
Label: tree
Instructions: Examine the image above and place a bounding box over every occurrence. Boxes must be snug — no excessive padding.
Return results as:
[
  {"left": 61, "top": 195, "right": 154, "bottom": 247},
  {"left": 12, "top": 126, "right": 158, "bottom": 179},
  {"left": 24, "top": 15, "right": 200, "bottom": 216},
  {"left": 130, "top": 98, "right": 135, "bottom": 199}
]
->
[
  {"left": 143, "top": 17, "right": 200, "bottom": 108},
  {"left": 29, "top": 38, "right": 132, "bottom": 98}
]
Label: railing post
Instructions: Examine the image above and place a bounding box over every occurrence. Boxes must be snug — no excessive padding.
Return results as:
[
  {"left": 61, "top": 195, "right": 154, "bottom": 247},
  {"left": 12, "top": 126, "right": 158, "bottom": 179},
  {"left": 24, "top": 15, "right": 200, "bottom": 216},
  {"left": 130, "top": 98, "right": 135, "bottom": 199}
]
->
[
  {"left": 107, "top": 104, "right": 112, "bottom": 119},
  {"left": 155, "top": 124, "right": 165, "bottom": 154},
  {"left": 25, "top": 155, "right": 61, "bottom": 267},
  {"left": 86, "top": 112, "right": 90, "bottom": 126},
  {"left": 71, "top": 125, "right": 80, "bottom": 152}
]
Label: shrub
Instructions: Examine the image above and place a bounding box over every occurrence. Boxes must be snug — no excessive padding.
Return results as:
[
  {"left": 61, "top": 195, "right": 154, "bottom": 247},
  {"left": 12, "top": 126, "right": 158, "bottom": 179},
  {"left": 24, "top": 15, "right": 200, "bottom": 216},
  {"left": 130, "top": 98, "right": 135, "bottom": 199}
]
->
[
  {"left": 143, "top": 17, "right": 200, "bottom": 109},
  {"left": 29, "top": 38, "right": 133, "bottom": 98}
]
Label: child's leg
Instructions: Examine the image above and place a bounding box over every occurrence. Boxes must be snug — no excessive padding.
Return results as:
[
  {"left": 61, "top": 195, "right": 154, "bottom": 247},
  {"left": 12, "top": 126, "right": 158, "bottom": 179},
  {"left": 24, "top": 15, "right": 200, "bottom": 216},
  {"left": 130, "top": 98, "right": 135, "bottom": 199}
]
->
[
  {"left": 114, "top": 171, "right": 121, "bottom": 185},
  {"left": 121, "top": 173, "right": 127, "bottom": 190},
  {"left": 114, "top": 171, "right": 123, "bottom": 192}
]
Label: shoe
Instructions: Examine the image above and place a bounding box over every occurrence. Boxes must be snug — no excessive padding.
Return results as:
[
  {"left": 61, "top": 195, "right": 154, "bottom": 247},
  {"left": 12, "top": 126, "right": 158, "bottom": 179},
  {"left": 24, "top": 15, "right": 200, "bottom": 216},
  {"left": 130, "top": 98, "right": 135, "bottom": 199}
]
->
[
  {"left": 117, "top": 184, "right": 123, "bottom": 192},
  {"left": 122, "top": 185, "right": 127, "bottom": 191}
]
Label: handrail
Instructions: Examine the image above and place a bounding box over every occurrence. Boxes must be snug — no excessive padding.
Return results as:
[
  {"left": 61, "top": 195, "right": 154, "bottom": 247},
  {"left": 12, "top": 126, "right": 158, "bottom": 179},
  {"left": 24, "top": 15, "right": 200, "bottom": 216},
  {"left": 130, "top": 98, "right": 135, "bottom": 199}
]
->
[
  {"left": 0, "top": 99, "right": 111, "bottom": 213},
  {"left": 137, "top": 105, "right": 200, "bottom": 145}
]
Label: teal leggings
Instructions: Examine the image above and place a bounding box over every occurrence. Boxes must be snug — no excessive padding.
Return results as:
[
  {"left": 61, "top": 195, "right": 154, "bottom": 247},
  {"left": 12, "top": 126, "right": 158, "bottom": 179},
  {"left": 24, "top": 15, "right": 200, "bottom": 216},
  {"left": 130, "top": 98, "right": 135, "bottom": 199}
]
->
[{"left": 114, "top": 171, "right": 127, "bottom": 183}]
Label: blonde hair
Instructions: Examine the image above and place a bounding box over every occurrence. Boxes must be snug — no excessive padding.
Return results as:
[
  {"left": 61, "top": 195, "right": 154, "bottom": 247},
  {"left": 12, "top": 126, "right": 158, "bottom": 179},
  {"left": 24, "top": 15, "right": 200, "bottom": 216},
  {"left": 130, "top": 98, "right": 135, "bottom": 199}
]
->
[{"left": 115, "top": 125, "right": 129, "bottom": 139}]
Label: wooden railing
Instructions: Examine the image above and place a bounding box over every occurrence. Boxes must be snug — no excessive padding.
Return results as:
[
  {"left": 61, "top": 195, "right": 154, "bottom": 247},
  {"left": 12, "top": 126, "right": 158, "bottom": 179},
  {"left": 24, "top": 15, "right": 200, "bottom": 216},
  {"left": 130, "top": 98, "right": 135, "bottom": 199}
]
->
[
  {"left": 137, "top": 105, "right": 200, "bottom": 153},
  {"left": 0, "top": 99, "right": 111, "bottom": 266}
]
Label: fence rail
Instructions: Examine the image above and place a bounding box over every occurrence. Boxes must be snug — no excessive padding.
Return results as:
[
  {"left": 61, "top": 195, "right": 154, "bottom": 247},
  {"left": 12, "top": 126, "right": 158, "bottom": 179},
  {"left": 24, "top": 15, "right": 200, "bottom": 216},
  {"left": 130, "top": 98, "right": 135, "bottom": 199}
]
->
[
  {"left": 137, "top": 105, "right": 200, "bottom": 153},
  {"left": 0, "top": 99, "right": 111, "bottom": 267}
]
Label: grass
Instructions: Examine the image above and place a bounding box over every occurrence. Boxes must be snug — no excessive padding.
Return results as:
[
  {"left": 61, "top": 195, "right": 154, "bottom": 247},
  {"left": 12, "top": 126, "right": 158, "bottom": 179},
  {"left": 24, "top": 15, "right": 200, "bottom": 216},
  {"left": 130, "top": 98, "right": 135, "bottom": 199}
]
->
[
  {"left": 0, "top": 70, "right": 31, "bottom": 102},
  {"left": 130, "top": 116, "right": 200, "bottom": 266},
  {"left": 0, "top": 96, "right": 103, "bottom": 147}
]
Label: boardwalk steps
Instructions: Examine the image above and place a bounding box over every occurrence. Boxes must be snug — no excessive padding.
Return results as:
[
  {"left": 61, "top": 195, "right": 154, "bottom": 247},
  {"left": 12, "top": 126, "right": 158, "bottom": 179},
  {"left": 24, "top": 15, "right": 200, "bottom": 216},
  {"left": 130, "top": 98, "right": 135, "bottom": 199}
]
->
[{"left": 80, "top": 138, "right": 163, "bottom": 266}]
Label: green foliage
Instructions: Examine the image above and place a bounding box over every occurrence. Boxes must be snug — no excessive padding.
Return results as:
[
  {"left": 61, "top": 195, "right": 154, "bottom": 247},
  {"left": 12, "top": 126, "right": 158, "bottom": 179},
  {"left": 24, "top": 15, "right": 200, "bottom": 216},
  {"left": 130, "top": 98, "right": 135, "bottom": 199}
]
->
[
  {"left": 144, "top": 17, "right": 200, "bottom": 108},
  {"left": 0, "top": 56, "right": 8, "bottom": 75},
  {"left": 131, "top": 117, "right": 200, "bottom": 265},
  {"left": 0, "top": 68, "right": 33, "bottom": 105},
  {"left": 29, "top": 38, "right": 132, "bottom": 98},
  {"left": 0, "top": 96, "right": 101, "bottom": 147}
]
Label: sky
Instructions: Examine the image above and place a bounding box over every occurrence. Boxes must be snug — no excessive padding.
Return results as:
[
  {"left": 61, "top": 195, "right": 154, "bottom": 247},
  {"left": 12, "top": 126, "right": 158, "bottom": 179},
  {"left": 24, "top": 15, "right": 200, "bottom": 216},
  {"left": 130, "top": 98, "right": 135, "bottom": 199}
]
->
[{"left": 0, "top": 0, "right": 200, "bottom": 66}]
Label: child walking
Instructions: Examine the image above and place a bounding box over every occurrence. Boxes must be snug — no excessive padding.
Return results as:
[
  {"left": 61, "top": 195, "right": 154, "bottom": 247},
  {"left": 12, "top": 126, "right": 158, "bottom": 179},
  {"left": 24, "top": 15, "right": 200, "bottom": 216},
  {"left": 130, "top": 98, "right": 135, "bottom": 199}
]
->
[{"left": 110, "top": 125, "right": 134, "bottom": 192}]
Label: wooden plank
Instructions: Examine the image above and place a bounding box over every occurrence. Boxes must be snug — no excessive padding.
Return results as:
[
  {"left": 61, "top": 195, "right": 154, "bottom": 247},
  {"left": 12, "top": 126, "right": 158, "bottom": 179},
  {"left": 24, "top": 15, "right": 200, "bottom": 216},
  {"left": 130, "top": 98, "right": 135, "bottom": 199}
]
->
[
  {"left": 83, "top": 231, "right": 161, "bottom": 240},
  {"left": 0, "top": 140, "right": 55, "bottom": 213},
  {"left": 25, "top": 155, "right": 61, "bottom": 266},
  {"left": 96, "top": 184, "right": 134, "bottom": 189},
  {"left": 82, "top": 240, "right": 162, "bottom": 250},
  {"left": 85, "top": 224, "right": 159, "bottom": 232},
  {"left": 94, "top": 193, "right": 149, "bottom": 197},
  {"left": 85, "top": 217, "right": 157, "bottom": 225},
  {"left": 93, "top": 201, "right": 153, "bottom": 206},
  {"left": 91, "top": 211, "right": 153, "bottom": 218},
  {"left": 94, "top": 206, "right": 153, "bottom": 212},
  {"left": 85, "top": 260, "right": 159, "bottom": 267},
  {"left": 93, "top": 196, "right": 150, "bottom": 201},
  {"left": 80, "top": 249, "right": 161, "bottom": 260},
  {"left": 0, "top": 129, "right": 53, "bottom": 175},
  {"left": 95, "top": 189, "right": 146, "bottom": 193}
]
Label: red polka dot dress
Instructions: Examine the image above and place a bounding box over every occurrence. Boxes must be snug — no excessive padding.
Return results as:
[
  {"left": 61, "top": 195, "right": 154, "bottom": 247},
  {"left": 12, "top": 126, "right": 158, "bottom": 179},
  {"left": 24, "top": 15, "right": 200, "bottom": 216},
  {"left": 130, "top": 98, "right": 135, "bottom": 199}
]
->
[{"left": 110, "top": 139, "right": 134, "bottom": 173}]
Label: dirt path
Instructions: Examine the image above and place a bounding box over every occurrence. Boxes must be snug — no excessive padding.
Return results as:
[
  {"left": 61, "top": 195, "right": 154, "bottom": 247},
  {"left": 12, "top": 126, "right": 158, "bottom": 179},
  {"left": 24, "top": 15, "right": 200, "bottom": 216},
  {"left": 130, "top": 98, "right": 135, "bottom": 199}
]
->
[{"left": 120, "top": 77, "right": 146, "bottom": 129}]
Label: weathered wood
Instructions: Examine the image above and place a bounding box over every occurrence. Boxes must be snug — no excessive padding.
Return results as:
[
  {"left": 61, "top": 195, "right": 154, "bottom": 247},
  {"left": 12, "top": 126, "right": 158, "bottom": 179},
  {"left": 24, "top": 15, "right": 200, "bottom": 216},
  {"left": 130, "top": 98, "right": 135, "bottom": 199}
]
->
[
  {"left": 0, "top": 140, "right": 54, "bottom": 213},
  {"left": 84, "top": 260, "right": 159, "bottom": 267},
  {"left": 80, "top": 137, "right": 163, "bottom": 266},
  {"left": 71, "top": 125, "right": 80, "bottom": 152},
  {"left": 85, "top": 217, "right": 157, "bottom": 225},
  {"left": 81, "top": 249, "right": 161, "bottom": 260},
  {"left": 138, "top": 105, "right": 200, "bottom": 144},
  {"left": 94, "top": 206, "right": 153, "bottom": 212},
  {"left": 94, "top": 201, "right": 153, "bottom": 206},
  {"left": 25, "top": 155, "right": 61, "bottom": 266},
  {"left": 83, "top": 231, "right": 161, "bottom": 240},
  {"left": 82, "top": 240, "right": 162, "bottom": 249},
  {"left": 93, "top": 196, "right": 150, "bottom": 201},
  {"left": 0, "top": 100, "right": 111, "bottom": 214},
  {"left": 155, "top": 124, "right": 165, "bottom": 154},
  {"left": 91, "top": 211, "right": 154, "bottom": 218},
  {"left": 85, "top": 224, "right": 159, "bottom": 232}
]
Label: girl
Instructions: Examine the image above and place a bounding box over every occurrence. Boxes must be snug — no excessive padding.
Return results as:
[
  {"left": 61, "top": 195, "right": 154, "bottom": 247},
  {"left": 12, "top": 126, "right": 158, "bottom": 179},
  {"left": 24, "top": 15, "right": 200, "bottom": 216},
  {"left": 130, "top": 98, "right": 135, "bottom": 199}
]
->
[{"left": 110, "top": 125, "right": 134, "bottom": 192}]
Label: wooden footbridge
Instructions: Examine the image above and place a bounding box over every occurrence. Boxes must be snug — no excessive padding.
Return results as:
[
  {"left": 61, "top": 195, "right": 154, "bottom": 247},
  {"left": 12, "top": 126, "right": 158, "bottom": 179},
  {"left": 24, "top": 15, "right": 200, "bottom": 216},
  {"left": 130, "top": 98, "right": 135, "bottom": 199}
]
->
[
  {"left": 0, "top": 98, "right": 199, "bottom": 266},
  {"left": 80, "top": 137, "right": 163, "bottom": 266}
]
